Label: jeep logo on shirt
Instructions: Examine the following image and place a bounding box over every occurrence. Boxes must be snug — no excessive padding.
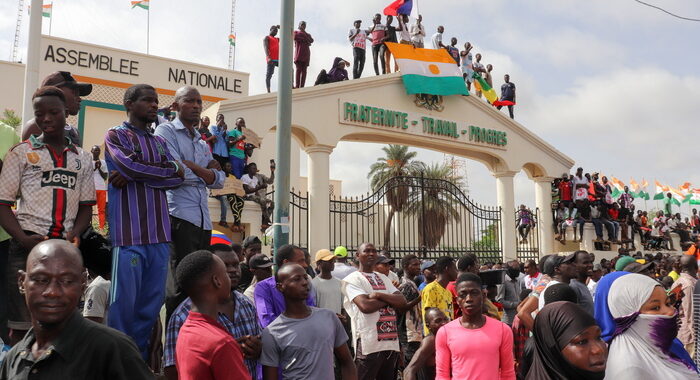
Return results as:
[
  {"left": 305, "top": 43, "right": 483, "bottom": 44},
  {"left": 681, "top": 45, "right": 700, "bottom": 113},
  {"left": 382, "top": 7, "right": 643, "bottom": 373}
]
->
[{"left": 41, "top": 169, "right": 77, "bottom": 189}]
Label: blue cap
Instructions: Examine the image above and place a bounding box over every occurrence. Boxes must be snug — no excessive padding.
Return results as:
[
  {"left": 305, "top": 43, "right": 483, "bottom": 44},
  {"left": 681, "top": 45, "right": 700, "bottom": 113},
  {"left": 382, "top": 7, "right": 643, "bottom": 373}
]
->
[{"left": 420, "top": 260, "right": 436, "bottom": 271}]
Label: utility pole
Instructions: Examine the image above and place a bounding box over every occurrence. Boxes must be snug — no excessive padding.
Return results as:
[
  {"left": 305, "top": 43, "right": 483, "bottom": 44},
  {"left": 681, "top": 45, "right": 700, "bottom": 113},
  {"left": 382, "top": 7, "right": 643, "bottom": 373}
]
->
[
  {"left": 21, "top": 0, "right": 43, "bottom": 125},
  {"left": 10, "top": 0, "right": 25, "bottom": 62},
  {"left": 272, "top": 0, "right": 294, "bottom": 263}
]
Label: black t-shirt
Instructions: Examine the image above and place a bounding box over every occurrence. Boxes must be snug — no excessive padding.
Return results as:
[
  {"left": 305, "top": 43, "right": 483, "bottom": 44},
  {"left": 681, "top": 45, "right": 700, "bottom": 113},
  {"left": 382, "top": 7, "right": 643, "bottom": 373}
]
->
[
  {"left": 238, "top": 262, "right": 253, "bottom": 292},
  {"left": 385, "top": 26, "right": 398, "bottom": 43},
  {"left": 501, "top": 82, "right": 516, "bottom": 101}
]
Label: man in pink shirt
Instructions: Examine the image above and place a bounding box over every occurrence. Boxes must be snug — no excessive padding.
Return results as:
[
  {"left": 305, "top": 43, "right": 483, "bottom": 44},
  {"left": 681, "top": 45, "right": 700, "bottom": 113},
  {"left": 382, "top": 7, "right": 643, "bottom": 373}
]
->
[
  {"left": 435, "top": 273, "right": 515, "bottom": 380},
  {"left": 175, "top": 250, "right": 250, "bottom": 380}
]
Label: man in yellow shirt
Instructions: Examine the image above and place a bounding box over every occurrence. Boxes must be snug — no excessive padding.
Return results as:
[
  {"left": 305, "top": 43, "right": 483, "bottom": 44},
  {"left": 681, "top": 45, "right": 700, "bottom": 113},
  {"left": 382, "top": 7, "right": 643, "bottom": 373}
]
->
[{"left": 421, "top": 256, "right": 458, "bottom": 335}]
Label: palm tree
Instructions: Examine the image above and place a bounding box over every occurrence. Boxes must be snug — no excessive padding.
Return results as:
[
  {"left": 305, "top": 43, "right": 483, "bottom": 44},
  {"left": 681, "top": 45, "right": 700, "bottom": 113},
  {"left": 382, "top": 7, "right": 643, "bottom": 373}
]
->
[
  {"left": 367, "top": 145, "right": 422, "bottom": 250},
  {"left": 404, "top": 162, "right": 462, "bottom": 249}
]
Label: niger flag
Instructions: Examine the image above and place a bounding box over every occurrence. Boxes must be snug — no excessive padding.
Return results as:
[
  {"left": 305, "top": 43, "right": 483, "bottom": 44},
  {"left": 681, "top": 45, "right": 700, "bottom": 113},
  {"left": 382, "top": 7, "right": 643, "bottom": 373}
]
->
[{"left": 385, "top": 42, "right": 468, "bottom": 96}]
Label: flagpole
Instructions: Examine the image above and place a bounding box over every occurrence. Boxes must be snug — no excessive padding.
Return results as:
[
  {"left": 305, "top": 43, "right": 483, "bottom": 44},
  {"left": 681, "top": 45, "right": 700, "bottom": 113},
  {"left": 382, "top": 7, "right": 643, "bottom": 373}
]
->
[
  {"left": 49, "top": 2, "right": 53, "bottom": 35},
  {"left": 146, "top": 5, "right": 150, "bottom": 54}
]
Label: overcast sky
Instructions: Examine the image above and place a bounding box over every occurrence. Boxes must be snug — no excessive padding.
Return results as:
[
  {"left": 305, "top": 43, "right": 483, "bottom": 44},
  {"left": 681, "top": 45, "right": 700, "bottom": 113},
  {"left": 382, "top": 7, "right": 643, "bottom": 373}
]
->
[{"left": 1, "top": 0, "right": 699, "bottom": 210}]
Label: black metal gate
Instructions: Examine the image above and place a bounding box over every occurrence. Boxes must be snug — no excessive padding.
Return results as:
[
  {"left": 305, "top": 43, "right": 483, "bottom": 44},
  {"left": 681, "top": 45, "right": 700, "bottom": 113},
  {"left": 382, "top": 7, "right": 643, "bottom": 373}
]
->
[
  {"left": 265, "top": 190, "right": 309, "bottom": 250},
  {"left": 515, "top": 207, "right": 540, "bottom": 262},
  {"left": 329, "top": 175, "right": 502, "bottom": 262}
]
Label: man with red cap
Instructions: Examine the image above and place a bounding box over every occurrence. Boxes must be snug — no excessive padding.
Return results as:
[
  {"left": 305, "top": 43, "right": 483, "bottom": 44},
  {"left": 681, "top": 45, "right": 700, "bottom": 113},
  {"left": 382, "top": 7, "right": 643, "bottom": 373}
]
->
[{"left": 21, "top": 71, "right": 93, "bottom": 146}]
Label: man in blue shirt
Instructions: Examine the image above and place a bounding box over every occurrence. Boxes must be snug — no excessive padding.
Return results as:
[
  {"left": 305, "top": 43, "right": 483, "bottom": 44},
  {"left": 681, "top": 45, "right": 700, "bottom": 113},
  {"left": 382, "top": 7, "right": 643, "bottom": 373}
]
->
[
  {"left": 154, "top": 86, "right": 226, "bottom": 322},
  {"left": 209, "top": 113, "right": 229, "bottom": 168}
]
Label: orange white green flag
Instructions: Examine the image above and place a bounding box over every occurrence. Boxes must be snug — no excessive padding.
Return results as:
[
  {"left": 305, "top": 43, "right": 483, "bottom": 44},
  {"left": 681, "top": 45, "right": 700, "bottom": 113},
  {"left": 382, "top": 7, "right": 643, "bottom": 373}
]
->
[
  {"left": 131, "top": 0, "right": 149, "bottom": 9},
  {"left": 385, "top": 42, "right": 468, "bottom": 96},
  {"left": 690, "top": 189, "right": 700, "bottom": 205},
  {"left": 653, "top": 180, "right": 668, "bottom": 200},
  {"left": 228, "top": 34, "right": 236, "bottom": 46},
  {"left": 28, "top": 4, "right": 52, "bottom": 17}
]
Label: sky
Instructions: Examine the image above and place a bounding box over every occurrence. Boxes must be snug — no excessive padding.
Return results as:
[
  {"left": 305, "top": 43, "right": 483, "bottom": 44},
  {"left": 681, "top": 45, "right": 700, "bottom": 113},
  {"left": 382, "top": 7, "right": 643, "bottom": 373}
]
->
[{"left": 1, "top": 0, "right": 699, "bottom": 210}]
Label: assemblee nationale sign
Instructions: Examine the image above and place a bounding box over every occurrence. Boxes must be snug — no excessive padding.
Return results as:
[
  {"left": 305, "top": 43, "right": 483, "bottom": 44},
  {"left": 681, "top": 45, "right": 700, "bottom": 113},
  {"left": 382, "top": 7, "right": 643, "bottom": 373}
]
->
[{"left": 338, "top": 100, "right": 507, "bottom": 147}]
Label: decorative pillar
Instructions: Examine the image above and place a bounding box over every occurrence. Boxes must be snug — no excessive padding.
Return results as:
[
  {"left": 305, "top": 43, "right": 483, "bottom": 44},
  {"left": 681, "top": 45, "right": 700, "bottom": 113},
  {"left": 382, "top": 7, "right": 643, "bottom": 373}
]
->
[
  {"left": 494, "top": 171, "right": 518, "bottom": 262},
  {"left": 534, "top": 177, "right": 555, "bottom": 257},
  {"left": 306, "top": 145, "right": 334, "bottom": 255}
]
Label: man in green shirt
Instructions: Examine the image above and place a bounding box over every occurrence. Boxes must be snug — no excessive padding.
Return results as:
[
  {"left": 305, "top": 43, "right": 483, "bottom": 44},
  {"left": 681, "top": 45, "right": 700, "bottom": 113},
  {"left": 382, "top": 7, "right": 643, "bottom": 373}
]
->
[
  {"left": 227, "top": 117, "right": 247, "bottom": 178},
  {"left": 664, "top": 192, "right": 674, "bottom": 216},
  {"left": 0, "top": 120, "right": 19, "bottom": 342}
]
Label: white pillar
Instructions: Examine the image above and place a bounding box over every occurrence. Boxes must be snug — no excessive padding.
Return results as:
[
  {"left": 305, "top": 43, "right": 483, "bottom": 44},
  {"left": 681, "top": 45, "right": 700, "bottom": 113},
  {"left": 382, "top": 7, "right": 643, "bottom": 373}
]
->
[
  {"left": 306, "top": 145, "right": 333, "bottom": 255},
  {"left": 22, "top": 0, "right": 44, "bottom": 124},
  {"left": 534, "top": 177, "right": 555, "bottom": 257},
  {"left": 495, "top": 171, "right": 517, "bottom": 262}
]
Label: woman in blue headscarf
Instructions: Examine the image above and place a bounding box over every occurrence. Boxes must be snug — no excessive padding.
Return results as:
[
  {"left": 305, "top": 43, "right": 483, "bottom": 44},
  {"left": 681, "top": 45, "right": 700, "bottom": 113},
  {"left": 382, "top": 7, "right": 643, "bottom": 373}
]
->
[{"left": 594, "top": 272, "right": 697, "bottom": 378}]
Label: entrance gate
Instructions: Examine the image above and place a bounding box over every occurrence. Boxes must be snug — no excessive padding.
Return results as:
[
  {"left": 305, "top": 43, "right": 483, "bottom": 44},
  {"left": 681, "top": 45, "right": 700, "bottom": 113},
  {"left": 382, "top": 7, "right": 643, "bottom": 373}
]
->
[
  {"left": 328, "top": 175, "right": 502, "bottom": 262},
  {"left": 515, "top": 207, "right": 541, "bottom": 261}
]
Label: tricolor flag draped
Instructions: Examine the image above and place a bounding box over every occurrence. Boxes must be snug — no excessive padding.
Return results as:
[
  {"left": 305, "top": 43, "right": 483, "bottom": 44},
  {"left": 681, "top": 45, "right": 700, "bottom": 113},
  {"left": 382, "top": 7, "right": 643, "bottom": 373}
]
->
[
  {"left": 131, "top": 0, "right": 149, "bottom": 9},
  {"left": 385, "top": 42, "right": 468, "bottom": 96},
  {"left": 228, "top": 34, "right": 236, "bottom": 46},
  {"left": 629, "top": 178, "right": 640, "bottom": 196},
  {"left": 473, "top": 72, "right": 515, "bottom": 107}
]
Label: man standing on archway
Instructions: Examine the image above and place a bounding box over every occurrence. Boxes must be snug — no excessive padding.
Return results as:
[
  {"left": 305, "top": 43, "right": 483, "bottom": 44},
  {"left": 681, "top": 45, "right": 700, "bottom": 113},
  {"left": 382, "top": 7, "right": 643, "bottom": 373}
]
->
[{"left": 264, "top": 25, "right": 280, "bottom": 93}]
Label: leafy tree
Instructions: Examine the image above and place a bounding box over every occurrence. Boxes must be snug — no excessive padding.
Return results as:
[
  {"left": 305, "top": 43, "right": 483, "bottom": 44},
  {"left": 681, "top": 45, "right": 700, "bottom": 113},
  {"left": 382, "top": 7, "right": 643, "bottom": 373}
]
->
[
  {"left": 403, "top": 162, "right": 461, "bottom": 249},
  {"left": 367, "top": 145, "right": 422, "bottom": 250}
]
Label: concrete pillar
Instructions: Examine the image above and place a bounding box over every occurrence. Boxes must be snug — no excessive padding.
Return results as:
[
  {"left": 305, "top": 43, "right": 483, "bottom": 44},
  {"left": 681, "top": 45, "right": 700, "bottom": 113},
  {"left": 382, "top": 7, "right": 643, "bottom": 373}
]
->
[
  {"left": 494, "top": 171, "right": 517, "bottom": 262},
  {"left": 534, "top": 177, "right": 555, "bottom": 257},
  {"left": 306, "top": 145, "right": 334, "bottom": 255}
]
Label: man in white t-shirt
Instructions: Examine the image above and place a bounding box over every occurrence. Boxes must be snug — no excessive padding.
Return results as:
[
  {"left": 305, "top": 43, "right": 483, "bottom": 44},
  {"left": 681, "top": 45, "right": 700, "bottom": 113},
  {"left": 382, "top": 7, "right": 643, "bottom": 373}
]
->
[
  {"left": 91, "top": 145, "right": 108, "bottom": 230},
  {"left": 241, "top": 162, "right": 274, "bottom": 228},
  {"left": 410, "top": 15, "right": 425, "bottom": 48},
  {"left": 83, "top": 275, "right": 111, "bottom": 324},
  {"left": 431, "top": 25, "right": 445, "bottom": 49},
  {"left": 522, "top": 259, "right": 542, "bottom": 291},
  {"left": 342, "top": 242, "right": 407, "bottom": 379},
  {"left": 349, "top": 20, "right": 371, "bottom": 79}
]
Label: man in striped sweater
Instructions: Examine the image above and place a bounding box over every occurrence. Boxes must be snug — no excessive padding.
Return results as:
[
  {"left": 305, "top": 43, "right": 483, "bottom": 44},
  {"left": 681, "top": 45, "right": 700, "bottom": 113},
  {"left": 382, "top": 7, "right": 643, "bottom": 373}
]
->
[{"left": 104, "top": 84, "right": 184, "bottom": 358}]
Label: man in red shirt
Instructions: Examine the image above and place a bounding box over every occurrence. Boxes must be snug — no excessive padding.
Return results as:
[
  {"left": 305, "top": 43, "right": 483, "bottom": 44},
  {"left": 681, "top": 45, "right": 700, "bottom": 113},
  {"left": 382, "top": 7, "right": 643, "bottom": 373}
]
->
[
  {"left": 557, "top": 173, "right": 573, "bottom": 210},
  {"left": 175, "top": 250, "right": 250, "bottom": 380},
  {"left": 264, "top": 25, "right": 280, "bottom": 93}
]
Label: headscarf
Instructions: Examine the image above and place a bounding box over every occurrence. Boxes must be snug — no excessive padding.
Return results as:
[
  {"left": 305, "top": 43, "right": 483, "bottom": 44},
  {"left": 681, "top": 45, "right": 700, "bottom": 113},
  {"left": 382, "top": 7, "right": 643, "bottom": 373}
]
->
[
  {"left": 525, "top": 301, "right": 605, "bottom": 380},
  {"left": 604, "top": 273, "right": 698, "bottom": 378},
  {"left": 327, "top": 57, "right": 348, "bottom": 82}
]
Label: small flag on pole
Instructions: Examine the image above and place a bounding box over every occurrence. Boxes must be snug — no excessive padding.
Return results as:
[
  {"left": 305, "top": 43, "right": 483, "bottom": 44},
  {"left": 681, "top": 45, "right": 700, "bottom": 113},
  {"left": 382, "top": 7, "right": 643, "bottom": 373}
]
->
[
  {"left": 42, "top": 4, "right": 52, "bottom": 17},
  {"left": 228, "top": 34, "right": 236, "bottom": 46},
  {"left": 131, "top": 0, "right": 149, "bottom": 10},
  {"left": 28, "top": 4, "right": 53, "bottom": 17}
]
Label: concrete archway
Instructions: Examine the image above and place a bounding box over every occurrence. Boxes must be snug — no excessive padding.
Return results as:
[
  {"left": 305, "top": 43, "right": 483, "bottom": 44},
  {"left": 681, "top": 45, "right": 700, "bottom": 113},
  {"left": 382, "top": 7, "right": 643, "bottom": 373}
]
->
[{"left": 218, "top": 73, "right": 574, "bottom": 259}]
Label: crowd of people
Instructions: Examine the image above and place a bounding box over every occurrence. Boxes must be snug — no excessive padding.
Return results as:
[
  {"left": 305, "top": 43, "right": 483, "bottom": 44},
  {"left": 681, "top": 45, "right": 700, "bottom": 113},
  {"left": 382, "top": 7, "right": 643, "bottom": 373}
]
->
[
  {"left": 0, "top": 29, "right": 696, "bottom": 380},
  {"left": 551, "top": 168, "right": 699, "bottom": 252},
  {"left": 262, "top": 14, "right": 518, "bottom": 119}
]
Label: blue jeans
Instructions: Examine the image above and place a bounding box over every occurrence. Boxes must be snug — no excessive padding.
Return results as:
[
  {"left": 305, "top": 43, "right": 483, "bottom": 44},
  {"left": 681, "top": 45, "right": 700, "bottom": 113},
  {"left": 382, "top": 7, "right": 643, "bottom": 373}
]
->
[
  {"left": 216, "top": 195, "right": 227, "bottom": 221},
  {"left": 229, "top": 156, "right": 246, "bottom": 179}
]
